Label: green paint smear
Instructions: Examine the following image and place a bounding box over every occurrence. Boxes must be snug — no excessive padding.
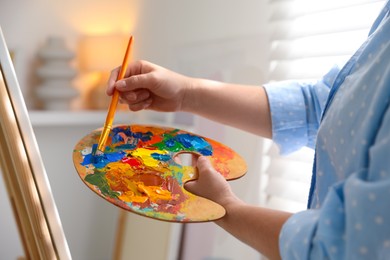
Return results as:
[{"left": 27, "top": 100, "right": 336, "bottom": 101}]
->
[
  {"left": 153, "top": 131, "right": 185, "bottom": 152},
  {"left": 85, "top": 172, "right": 119, "bottom": 199},
  {"left": 153, "top": 140, "right": 184, "bottom": 152}
]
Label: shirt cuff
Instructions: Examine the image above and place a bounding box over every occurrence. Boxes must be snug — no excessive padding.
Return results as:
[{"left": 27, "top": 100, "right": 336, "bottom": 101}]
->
[{"left": 264, "top": 81, "right": 309, "bottom": 154}]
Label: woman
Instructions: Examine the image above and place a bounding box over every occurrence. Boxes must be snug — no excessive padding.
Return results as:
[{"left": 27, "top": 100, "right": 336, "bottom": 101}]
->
[{"left": 106, "top": 2, "right": 390, "bottom": 259}]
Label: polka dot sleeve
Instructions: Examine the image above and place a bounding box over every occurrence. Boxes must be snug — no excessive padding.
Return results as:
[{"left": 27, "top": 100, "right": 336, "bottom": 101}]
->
[
  {"left": 280, "top": 106, "right": 390, "bottom": 259},
  {"left": 263, "top": 66, "right": 339, "bottom": 154}
]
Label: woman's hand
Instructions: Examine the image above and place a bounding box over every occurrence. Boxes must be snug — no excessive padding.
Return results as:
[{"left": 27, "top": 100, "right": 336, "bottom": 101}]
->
[
  {"left": 107, "top": 59, "right": 272, "bottom": 138},
  {"left": 186, "top": 157, "right": 288, "bottom": 260},
  {"left": 184, "top": 156, "right": 240, "bottom": 209},
  {"left": 107, "top": 60, "right": 193, "bottom": 112}
]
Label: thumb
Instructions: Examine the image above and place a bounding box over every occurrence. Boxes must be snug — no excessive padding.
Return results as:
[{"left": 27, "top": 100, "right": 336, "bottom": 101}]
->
[
  {"left": 196, "top": 156, "right": 214, "bottom": 175},
  {"left": 184, "top": 156, "right": 213, "bottom": 195},
  {"left": 184, "top": 156, "right": 230, "bottom": 203}
]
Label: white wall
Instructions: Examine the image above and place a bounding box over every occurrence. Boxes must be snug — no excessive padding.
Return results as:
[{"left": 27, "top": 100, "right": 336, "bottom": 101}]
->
[
  {"left": 0, "top": 0, "right": 138, "bottom": 108},
  {"left": 0, "top": 1, "right": 271, "bottom": 259},
  {"left": 0, "top": 0, "right": 269, "bottom": 107}
]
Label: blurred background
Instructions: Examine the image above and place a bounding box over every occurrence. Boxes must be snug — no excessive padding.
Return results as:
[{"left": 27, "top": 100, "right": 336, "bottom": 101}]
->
[{"left": 0, "top": 0, "right": 384, "bottom": 259}]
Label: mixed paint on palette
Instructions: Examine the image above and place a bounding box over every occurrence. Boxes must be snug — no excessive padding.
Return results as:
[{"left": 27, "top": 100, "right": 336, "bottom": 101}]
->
[{"left": 73, "top": 125, "right": 246, "bottom": 222}]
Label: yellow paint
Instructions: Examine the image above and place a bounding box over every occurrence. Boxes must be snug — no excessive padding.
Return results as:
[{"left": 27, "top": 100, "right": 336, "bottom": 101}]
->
[
  {"left": 119, "top": 191, "right": 148, "bottom": 204},
  {"left": 103, "top": 149, "right": 176, "bottom": 204},
  {"left": 131, "top": 148, "right": 168, "bottom": 168},
  {"left": 137, "top": 183, "right": 174, "bottom": 202},
  {"left": 106, "top": 161, "right": 136, "bottom": 176},
  {"left": 166, "top": 165, "right": 194, "bottom": 181},
  {"left": 117, "top": 182, "right": 174, "bottom": 203}
]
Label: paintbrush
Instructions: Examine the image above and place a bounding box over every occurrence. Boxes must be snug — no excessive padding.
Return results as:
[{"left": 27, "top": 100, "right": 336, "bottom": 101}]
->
[{"left": 93, "top": 35, "right": 134, "bottom": 157}]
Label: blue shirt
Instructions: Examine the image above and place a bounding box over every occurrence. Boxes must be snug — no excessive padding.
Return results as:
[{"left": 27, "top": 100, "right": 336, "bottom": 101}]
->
[{"left": 264, "top": 2, "right": 390, "bottom": 259}]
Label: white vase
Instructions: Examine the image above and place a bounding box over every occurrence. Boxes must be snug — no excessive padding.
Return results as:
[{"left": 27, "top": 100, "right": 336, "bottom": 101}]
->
[{"left": 35, "top": 36, "right": 78, "bottom": 110}]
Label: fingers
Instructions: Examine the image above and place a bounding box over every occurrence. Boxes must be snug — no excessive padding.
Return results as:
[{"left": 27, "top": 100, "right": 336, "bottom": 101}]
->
[
  {"left": 115, "top": 74, "right": 155, "bottom": 99},
  {"left": 127, "top": 98, "right": 153, "bottom": 111},
  {"left": 106, "top": 66, "right": 121, "bottom": 95},
  {"left": 107, "top": 60, "right": 157, "bottom": 95},
  {"left": 118, "top": 89, "right": 153, "bottom": 111},
  {"left": 121, "top": 89, "right": 151, "bottom": 102}
]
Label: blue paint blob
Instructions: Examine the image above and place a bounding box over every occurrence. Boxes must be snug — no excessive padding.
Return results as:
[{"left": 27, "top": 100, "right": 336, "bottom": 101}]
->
[
  {"left": 111, "top": 127, "right": 133, "bottom": 144},
  {"left": 106, "top": 152, "right": 124, "bottom": 160},
  {"left": 151, "top": 153, "right": 171, "bottom": 161},
  {"left": 111, "top": 127, "right": 153, "bottom": 147},
  {"left": 112, "top": 133, "right": 124, "bottom": 143},
  {"left": 132, "top": 132, "right": 143, "bottom": 139},
  {"left": 111, "top": 128, "right": 128, "bottom": 143},
  {"left": 197, "top": 148, "right": 213, "bottom": 156},
  {"left": 140, "top": 131, "right": 153, "bottom": 142},
  {"left": 176, "top": 134, "right": 211, "bottom": 151},
  {"left": 175, "top": 134, "right": 192, "bottom": 148},
  {"left": 81, "top": 154, "right": 94, "bottom": 166},
  {"left": 165, "top": 139, "right": 176, "bottom": 148},
  {"left": 82, "top": 151, "right": 125, "bottom": 168}
]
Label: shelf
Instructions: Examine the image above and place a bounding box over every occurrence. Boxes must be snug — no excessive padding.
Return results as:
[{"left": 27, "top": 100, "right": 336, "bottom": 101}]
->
[
  {"left": 28, "top": 110, "right": 193, "bottom": 130},
  {"left": 29, "top": 110, "right": 132, "bottom": 126}
]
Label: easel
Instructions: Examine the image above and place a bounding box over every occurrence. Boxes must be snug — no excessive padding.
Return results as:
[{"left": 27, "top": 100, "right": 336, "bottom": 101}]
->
[{"left": 0, "top": 27, "right": 71, "bottom": 260}]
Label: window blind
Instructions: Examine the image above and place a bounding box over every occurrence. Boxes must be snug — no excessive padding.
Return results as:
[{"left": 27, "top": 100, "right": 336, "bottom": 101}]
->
[
  {"left": 268, "top": 0, "right": 386, "bottom": 81},
  {"left": 262, "top": 0, "right": 386, "bottom": 212}
]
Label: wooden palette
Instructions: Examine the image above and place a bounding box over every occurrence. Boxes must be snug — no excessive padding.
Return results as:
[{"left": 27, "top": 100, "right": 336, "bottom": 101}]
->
[{"left": 73, "top": 125, "right": 247, "bottom": 222}]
